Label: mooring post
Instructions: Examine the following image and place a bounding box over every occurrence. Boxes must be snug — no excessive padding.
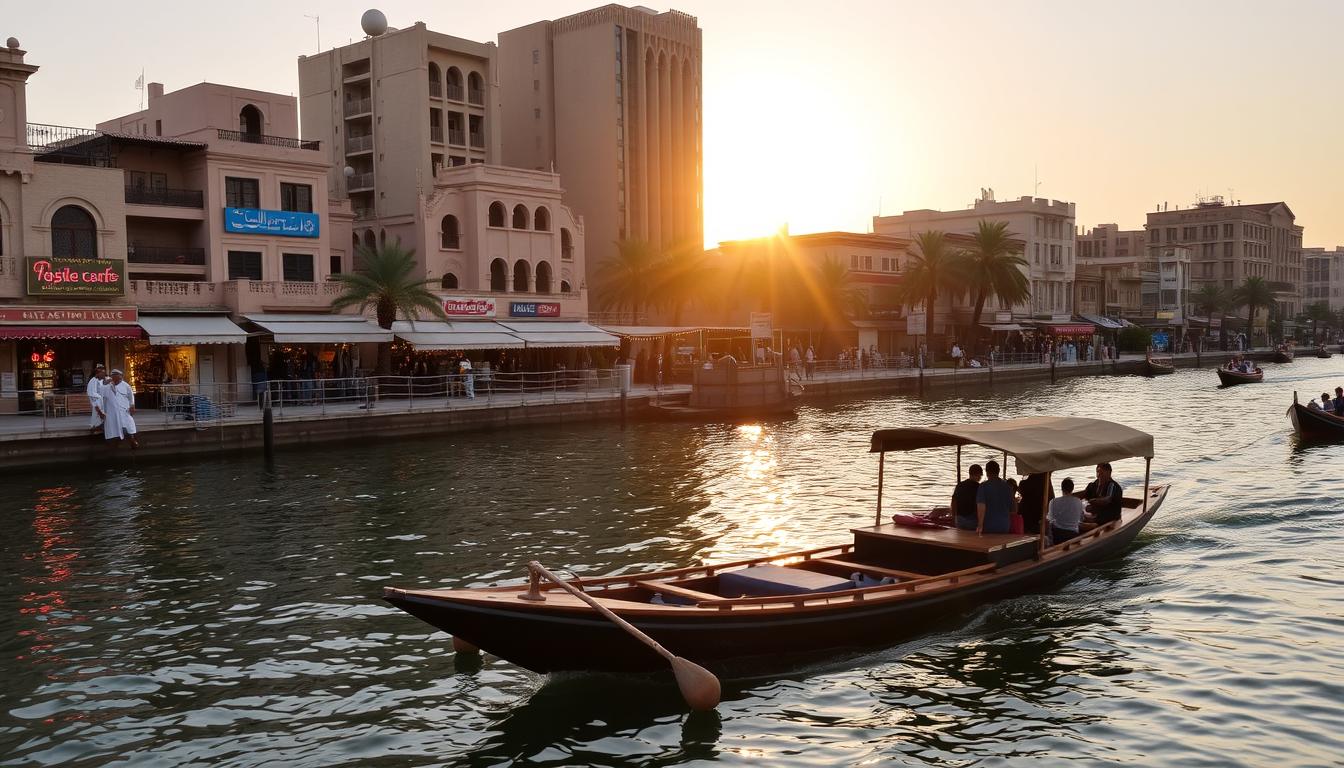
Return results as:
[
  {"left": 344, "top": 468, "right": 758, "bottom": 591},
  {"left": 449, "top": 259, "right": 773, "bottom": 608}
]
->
[
  {"left": 262, "top": 390, "right": 274, "bottom": 461},
  {"left": 918, "top": 364, "right": 925, "bottom": 399}
]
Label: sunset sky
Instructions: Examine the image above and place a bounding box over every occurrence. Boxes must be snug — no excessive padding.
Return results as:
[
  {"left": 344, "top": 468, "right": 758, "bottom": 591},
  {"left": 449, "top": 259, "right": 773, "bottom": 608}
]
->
[{"left": 11, "top": 0, "right": 1344, "bottom": 247}]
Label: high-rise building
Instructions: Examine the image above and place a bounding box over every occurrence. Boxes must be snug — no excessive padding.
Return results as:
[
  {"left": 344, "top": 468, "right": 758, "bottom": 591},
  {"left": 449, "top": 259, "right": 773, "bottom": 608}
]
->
[
  {"left": 499, "top": 5, "right": 703, "bottom": 288},
  {"left": 1303, "top": 246, "right": 1344, "bottom": 312},
  {"left": 1144, "top": 198, "right": 1303, "bottom": 317}
]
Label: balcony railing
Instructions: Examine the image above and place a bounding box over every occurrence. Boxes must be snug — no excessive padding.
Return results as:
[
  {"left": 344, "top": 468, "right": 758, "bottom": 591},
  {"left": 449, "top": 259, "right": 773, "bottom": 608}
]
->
[
  {"left": 430, "top": 126, "right": 444, "bottom": 144},
  {"left": 128, "top": 246, "right": 206, "bottom": 265},
  {"left": 345, "top": 134, "right": 373, "bottom": 153},
  {"left": 344, "top": 98, "right": 372, "bottom": 116},
  {"left": 26, "top": 122, "right": 97, "bottom": 151},
  {"left": 125, "top": 186, "right": 204, "bottom": 208},
  {"left": 468, "top": 88, "right": 484, "bottom": 105},
  {"left": 348, "top": 172, "right": 375, "bottom": 191},
  {"left": 446, "top": 84, "right": 464, "bottom": 101},
  {"left": 353, "top": 207, "right": 375, "bottom": 220},
  {"left": 448, "top": 129, "right": 465, "bottom": 146},
  {"left": 429, "top": 79, "right": 442, "bottom": 97},
  {"left": 216, "top": 129, "right": 320, "bottom": 151},
  {"left": 469, "top": 132, "right": 485, "bottom": 148}
]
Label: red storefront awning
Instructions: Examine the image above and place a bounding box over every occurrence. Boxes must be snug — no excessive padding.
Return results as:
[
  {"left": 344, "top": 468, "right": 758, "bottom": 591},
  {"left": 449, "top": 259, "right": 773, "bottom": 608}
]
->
[
  {"left": 1041, "top": 324, "right": 1096, "bottom": 336},
  {"left": 0, "top": 325, "right": 142, "bottom": 340}
]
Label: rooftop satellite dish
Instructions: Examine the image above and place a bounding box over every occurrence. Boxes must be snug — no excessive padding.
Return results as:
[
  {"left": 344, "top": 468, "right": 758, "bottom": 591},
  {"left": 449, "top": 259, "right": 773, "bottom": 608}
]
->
[{"left": 361, "top": 9, "right": 388, "bottom": 37}]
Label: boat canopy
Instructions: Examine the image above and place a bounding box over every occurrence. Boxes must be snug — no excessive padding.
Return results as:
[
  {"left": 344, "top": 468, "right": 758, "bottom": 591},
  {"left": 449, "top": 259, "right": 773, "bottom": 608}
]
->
[{"left": 869, "top": 416, "right": 1154, "bottom": 475}]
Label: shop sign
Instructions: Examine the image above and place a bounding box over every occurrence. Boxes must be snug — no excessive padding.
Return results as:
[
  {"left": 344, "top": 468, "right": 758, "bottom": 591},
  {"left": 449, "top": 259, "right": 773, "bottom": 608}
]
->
[
  {"left": 750, "top": 312, "right": 772, "bottom": 340},
  {"left": 26, "top": 257, "right": 125, "bottom": 297},
  {"left": 443, "top": 297, "right": 496, "bottom": 317},
  {"left": 509, "top": 301, "right": 561, "bottom": 318},
  {"left": 906, "top": 312, "right": 927, "bottom": 336},
  {"left": 223, "top": 208, "right": 320, "bottom": 238},
  {"left": 0, "top": 306, "right": 138, "bottom": 323},
  {"left": 1046, "top": 324, "right": 1096, "bottom": 336},
  {"left": 1156, "top": 310, "right": 1175, "bottom": 321}
]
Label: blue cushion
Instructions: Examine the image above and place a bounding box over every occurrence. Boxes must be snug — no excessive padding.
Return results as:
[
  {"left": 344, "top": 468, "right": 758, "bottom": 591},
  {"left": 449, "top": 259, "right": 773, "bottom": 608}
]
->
[{"left": 718, "top": 564, "right": 854, "bottom": 597}]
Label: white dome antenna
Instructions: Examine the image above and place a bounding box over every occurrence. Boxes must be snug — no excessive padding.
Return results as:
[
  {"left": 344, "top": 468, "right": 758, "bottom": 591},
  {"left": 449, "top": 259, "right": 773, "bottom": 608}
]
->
[{"left": 361, "top": 9, "right": 388, "bottom": 37}]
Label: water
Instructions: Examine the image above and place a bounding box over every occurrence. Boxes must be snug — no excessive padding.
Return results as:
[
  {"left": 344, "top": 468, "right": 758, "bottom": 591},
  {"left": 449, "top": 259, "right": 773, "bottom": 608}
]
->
[{"left": 3, "top": 359, "right": 1343, "bottom": 767}]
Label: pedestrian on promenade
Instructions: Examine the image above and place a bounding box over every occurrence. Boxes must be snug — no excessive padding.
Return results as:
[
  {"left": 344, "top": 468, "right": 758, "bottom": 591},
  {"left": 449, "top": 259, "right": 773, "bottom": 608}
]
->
[
  {"left": 86, "top": 363, "right": 106, "bottom": 436},
  {"left": 460, "top": 358, "right": 475, "bottom": 399},
  {"left": 101, "top": 369, "right": 138, "bottom": 448},
  {"left": 950, "top": 341, "right": 963, "bottom": 368},
  {"left": 805, "top": 345, "right": 815, "bottom": 379}
]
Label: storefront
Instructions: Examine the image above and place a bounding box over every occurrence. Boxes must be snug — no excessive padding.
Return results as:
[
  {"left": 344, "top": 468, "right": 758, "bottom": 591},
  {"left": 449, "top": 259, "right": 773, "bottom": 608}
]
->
[
  {"left": 124, "top": 315, "right": 249, "bottom": 408},
  {"left": 392, "top": 319, "right": 621, "bottom": 374},
  {"left": 1036, "top": 322, "right": 1098, "bottom": 361},
  {"left": 0, "top": 306, "right": 142, "bottom": 414},
  {"left": 241, "top": 314, "right": 391, "bottom": 398}
]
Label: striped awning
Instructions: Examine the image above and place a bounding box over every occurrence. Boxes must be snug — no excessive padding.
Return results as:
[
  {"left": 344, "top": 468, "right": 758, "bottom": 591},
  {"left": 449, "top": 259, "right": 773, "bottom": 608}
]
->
[{"left": 0, "top": 325, "right": 142, "bottom": 340}]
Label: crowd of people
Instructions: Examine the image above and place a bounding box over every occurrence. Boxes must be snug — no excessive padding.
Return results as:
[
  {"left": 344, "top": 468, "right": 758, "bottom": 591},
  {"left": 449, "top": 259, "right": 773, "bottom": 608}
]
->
[
  {"left": 84, "top": 364, "right": 138, "bottom": 449},
  {"left": 1307, "top": 387, "right": 1344, "bottom": 417},
  {"left": 943, "top": 460, "right": 1124, "bottom": 545}
]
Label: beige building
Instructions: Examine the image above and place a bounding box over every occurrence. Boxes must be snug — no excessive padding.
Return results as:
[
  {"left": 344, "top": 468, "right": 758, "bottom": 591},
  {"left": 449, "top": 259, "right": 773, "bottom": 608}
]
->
[
  {"left": 1144, "top": 198, "right": 1304, "bottom": 317},
  {"left": 1303, "top": 246, "right": 1344, "bottom": 312},
  {"left": 499, "top": 5, "right": 703, "bottom": 287},
  {"left": 874, "top": 191, "right": 1077, "bottom": 320}
]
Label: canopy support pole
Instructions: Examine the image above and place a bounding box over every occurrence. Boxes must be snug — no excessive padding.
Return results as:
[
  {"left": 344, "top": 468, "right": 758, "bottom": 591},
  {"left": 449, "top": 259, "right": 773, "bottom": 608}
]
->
[
  {"left": 1037, "top": 471, "right": 1052, "bottom": 559},
  {"left": 875, "top": 451, "right": 886, "bottom": 527},
  {"left": 1142, "top": 457, "right": 1151, "bottom": 514},
  {"left": 956, "top": 445, "right": 962, "bottom": 480}
]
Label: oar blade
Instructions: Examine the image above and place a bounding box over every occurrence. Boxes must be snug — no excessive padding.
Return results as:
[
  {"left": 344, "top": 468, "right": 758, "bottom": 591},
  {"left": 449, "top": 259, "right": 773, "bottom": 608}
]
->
[{"left": 671, "top": 656, "right": 721, "bottom": 712}]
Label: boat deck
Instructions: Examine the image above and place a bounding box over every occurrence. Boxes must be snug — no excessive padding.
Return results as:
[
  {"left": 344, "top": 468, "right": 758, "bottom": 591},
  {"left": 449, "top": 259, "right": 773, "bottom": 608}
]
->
[{"left": 851, "top": 523, "right": 1036, "bottom": 553}]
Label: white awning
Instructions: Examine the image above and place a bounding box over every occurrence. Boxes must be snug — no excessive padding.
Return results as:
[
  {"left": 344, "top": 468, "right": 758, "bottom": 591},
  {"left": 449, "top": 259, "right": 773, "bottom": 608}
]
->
[
  {"left": 391, "top": 320, "right": 524, "bottom": 350},
  {"left": 244, "top": 313, "right": 393, "bottom": 343},
  {"left": 139, "top": 315, "right": 247, "bottom": 345},
  {"left": 495, "top": 321, "right": 621, "bottom": 348},
  {"left": 981, "top": 323, "right": 1026, "bottom": 332},
  {"left": 599, "top": 325, "right": 742, "bottom": 338}
]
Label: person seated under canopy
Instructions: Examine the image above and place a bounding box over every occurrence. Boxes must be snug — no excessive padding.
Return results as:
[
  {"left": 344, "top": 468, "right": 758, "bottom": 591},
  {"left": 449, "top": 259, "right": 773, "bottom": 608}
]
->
[{"left": 1081, "top": 462, "right": 1123, "bottom": 529}]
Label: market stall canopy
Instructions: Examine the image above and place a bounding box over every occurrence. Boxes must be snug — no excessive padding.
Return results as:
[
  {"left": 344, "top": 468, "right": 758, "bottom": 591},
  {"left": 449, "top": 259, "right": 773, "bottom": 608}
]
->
[
  {"left": 1079, "top": 314, "right": 1126, "bottom": 330},
  {"left": 391, "top": 320, "right": 523, "bottom": 350},
  {"left": 869, "top": 416, "right": 1154, "bottom": 475},
  {"left": 244, "top": 314, "right": 393, "bottom": 343},
  {"left": 980, "top": 323, "right": 1026, "bottom": 332},
  {"left": 138, "top": 315, "right": 247, "bottom": 346},
  {"left": 496, "top": 321, "right": 620, "bottom": 349}
]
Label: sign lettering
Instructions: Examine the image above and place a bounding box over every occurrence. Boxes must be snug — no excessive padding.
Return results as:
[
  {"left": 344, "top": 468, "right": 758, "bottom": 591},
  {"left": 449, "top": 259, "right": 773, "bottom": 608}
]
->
[
  {"left": 0, "top": 306, "right": 139, "bottom": 323},
  {"left": 25, "top": 258, "right": 126, "bottom": 297},
  {"left": 443, "top": 297, "right": 497, "bottom": 317},
  {"left": 509, "top": 302, "right": 561, "bottom": 318},
  {"left": 223, "top": 208, "right": 320, "bottom": 238}
]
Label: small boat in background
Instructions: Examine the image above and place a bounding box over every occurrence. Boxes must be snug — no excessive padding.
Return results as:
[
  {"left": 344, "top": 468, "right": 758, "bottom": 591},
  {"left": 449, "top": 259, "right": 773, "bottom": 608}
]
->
[
  {"left": 1217, "top": 367, "right": 1262, "bottom": 386},
  {"left": 1288, "top": 392, "right": 1344, "bottom": 441},
  {"left": 1316, "top": 346, "right": 1332, "bottom": 359},
  {"left": 1144, "top": 353, "right": 1176, "bottom": 376},
  {"left": 1274, "top": 347, "right": 1295, "bottom": 363}
]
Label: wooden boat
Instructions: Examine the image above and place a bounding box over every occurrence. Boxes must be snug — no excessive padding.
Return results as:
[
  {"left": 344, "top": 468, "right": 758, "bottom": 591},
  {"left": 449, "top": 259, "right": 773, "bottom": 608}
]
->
[
  {"left": 1217, "top": 367, "right": 1263, "bottom": 386},
  {"left": 386, "top": 417, "right": 1164, "bottom": 675},
  {"left": 1316, "top": 347, "right": 1332, "bottom": 359},
  {"left": 1288, "top": 392, "right": 1344, "bottom": 441},
  {"left": 1274, "top": 349, "right": 1295, "bottom": 363},
  {"left": 1143, "top": 357, "right": 1176, "bottom": 376}
]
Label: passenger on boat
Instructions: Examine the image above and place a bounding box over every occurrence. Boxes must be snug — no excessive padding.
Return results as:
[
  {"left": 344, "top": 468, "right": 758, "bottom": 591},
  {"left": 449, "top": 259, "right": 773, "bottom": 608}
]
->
[
  {"left": 1048, "top": 477, "right": 1085, "bottom": 544},
  {"left": 1334, "top": 387, "right": 1344, "bottom": 417},
  {"left": 975, "top": 460, "right": 1016, "bottom": 534},
  {"left": 1308, "top": 395, "right": 1325, "bottom": 411},
  {"left": 951, "top": 464, "right": 983, "bottom": 530},
  {"left": 1082, "top": 462, "right": 1124, "bottom": 528},
  {"left": 1017, "top": 472, "right": 1054, "bottom": 535}
]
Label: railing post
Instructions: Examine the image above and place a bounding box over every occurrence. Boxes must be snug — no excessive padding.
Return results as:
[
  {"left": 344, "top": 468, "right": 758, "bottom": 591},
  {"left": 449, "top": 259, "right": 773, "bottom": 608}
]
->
[{"left": 408, "top": 376, "right": 414, "bottom": 413}]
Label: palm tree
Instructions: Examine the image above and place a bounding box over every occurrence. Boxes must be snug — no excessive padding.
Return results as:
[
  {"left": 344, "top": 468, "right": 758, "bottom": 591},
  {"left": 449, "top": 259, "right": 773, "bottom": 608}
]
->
[
  {"left": 330, "top": 243, "right": 446, "bottom": 373},
  {"left": 1191, "top": 283, "right": 1231, "bottom": 351},
  {"left": 811, "top": 256, "right": 868, "bottom": 336},
  {"left": 596, "top": 238, "right": 662, "bottom": 324},
  {"left": 959, "top": 220, "right": 1029, "bottom": 352},
  {"left": 1305, "top": 301, "right": 1331, "bottom": 343},
  {"left": 653, "top": 239, "right": 714, "bottom": 325},
  {"left": 896, "top": 230, "right": 965, "bottom": 355},
  {"left": 1233, "top": 276, "right": 1274, "bottom": 349}
]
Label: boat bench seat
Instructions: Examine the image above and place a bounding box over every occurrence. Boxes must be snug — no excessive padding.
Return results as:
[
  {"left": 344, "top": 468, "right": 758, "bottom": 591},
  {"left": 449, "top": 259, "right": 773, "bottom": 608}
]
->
[
  {"left": 807, "top": 557, "right": 926, "bottom": 581},
  {"left": 717, "top": 564, "right": 854, "bottom": 597}
]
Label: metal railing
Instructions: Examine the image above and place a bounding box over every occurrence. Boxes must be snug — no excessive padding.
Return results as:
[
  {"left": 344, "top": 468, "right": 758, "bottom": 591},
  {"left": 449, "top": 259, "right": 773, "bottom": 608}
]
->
[
  {"left": 125, "top": 186, "right": 204, "bottom": 207},
  {"left": 446, "top": 84, "right": 464, "bottom": 101},
  {"left": 469, "top": 132, "right": 485, "bottom": 148},
  {"left": 128, "top": 245, "right": 207, "bottom": 265},
  {"left": 448, "top": 129, "right": 465, "bottom": 145},
  {"left": 26, "top": 122, "right": 97, "bottom": 150},
  {"left": 216, "top": 129, "right": 321, "bottom": 151},
  {"left": 348, "top": 172, "right": 374, "bottom": 191},
  {"left": 468, "top": 88, "right": 485, "bottom": 105},
  {"left": 344, "top": 98, "right": 372, "bottom": 116},
  {"left": 430, "top": 126, "right": 444, "bottom": 143},
  {"left": 345, "top": 134, "right": 373, "bottom": 153}
]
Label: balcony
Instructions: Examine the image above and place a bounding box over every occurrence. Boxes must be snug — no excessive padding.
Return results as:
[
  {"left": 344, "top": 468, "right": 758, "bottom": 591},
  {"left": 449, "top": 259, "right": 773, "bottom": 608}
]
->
[
  {"left": 128, "top": 279, "right": 346, "bottom": 312},
  {"left": 353, "top": 207, "right": 375, "bottom": 220},
  {"left": 125, "top": 186, "right": 204, "bottom": 208},
  {"left": 446, "top": 84, "right": 464, "bottom": 101},
  {"left": 468, "top": 88, "right": 485, "bottom": 105},
  {"left": 345, "top": 134, "right": 373, "bottom": 153},
  {"left": 348, "top": 172, "right": 375, "bottom": 192},
  {"left": 430, "top": 126, "right": 444, "bottom": 144},
  {"left": 469, "top": 132, "right": 485, "bottom": 149},
  {"left": 448, "top": 129, "right": 465, "bottom": 146},
  {"left": 216, "top": 129, "right": 320, "bottom": 151},
  {"left": 344, "top": 98, "right": 372, "bottom": 117},
  {"left": 128, "top": 245, "right": 206, "bottom": 266}
]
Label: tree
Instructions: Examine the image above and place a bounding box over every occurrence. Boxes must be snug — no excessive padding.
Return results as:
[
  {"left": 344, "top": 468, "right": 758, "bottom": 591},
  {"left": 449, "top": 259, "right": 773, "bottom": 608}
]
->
[
  {"left": 653, "top": 239, "right": 716, "bottom": 325},
  {"left": 330, "top": 243, "right": 446, "bottom": 373},
  {"left": 896, "top": 231, "right": 965, "bottom": 354},
  {"left": 811, "top": 256, "right": 868, "bottom": 336},
  {"left": 1305, "top": 301, "right": 1331, "bottom": 343},
  {"left": 1233, "top": 276, "right": 1274, "bottom": 348},
  {"left": 1191, "top": 283, "right": 1232, "bottom": 351},
  {"left": 596, "top": 238, "right": 662, "bottom": 324},
  {"left": 959, "top": 220, "right": 1029, "bottom": 352}
]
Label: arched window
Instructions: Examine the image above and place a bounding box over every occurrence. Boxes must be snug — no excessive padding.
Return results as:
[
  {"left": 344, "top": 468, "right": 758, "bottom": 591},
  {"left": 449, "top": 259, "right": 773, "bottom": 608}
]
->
[
  {"left": 490, "top": 258, "right": 507, "bottom": 291},
  {"left": 534, "top": 206, "right": 551, "bottom": 231},
  {"left": 351, "top": 232, "right": 360, "bottom": 250},
  {"left": 535, "top": 261, "right": 553, "bottom": 294},
  {"left": 379, "top": 229, "right": 387, "bottom": 247},
  {"left": 560, "top": 228, "right": 574, "bottom": 260},
  {"left": 467, "top": 71, "right": 484, "bottom": 104},
  {"left": 561, "top": 280, "right": 572, "bottom": 293},
  {"left": 363, "top": 230, "right": 376, "bottom": 249},
  {"left": 239, "top": 104, "right": 263, "bottom": 139},
  {"left": 512, "top": 204, "right": 528, "bottom": 230},
  {"left": 428, "top": 62, "right": 441, "bottom": 97},
  {"left": 440, "top": 214, "right": 460, "bottom": 249},
  {"left": 513, "top": 259, "right": 531, "bottom": 292},
  {"left": 440, "top": 273, "right": 458, "bottom": 290},
  {"left": 488, "top": 201, "right": 506, "bottom": 227},
  {"left": 446, "top": 67, "right": 463, "bottom": 100},
  {"left": 51, "top": 205, "right": 97, "bottom": 257}
]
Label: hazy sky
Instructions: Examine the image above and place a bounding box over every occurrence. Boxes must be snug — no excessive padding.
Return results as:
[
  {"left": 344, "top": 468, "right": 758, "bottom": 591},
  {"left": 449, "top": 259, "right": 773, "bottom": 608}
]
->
[{"left": 11, "top": 0, "right": 1344, "bottom": 247}]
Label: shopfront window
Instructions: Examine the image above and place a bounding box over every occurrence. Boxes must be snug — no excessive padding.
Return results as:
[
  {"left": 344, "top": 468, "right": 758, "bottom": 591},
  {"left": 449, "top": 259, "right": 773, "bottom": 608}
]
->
[{"left": 228, "top": 250, "right": 263, "bottom": 280}]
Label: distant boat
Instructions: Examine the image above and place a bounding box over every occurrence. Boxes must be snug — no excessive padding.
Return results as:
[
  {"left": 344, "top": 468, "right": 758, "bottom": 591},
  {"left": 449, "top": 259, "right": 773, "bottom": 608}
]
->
[
  {"left": 1274, "top": 348, "right": 1295, "bottom": 363},
  {"left": 1316, "top": 346, "right": 1332, "bottom": 359},
  {"left": 1217, "top": 367, "right": 1263, "bottom": 386},
  {"left": 1143, "top": 356, "right": 1175, "bottom": 376},
  {"left": 1288, "top": 392, "right": 1344, "bottom": 441}
]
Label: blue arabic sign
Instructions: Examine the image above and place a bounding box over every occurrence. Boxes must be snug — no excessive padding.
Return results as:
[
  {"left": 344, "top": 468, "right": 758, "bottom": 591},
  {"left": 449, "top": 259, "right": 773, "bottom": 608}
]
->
[
  {"left": 223, "top": 208, "right": 320, "bottom": 238},
  {"left": 510, "top": 301, "right": 560, "bottom": 317}
]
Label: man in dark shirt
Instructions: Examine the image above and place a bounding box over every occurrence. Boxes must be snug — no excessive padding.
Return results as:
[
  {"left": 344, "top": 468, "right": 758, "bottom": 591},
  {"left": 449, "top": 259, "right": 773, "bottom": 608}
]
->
[
  {"left": 975, "top": 460, "right": 1014, "bottom": 534},
  {"left": 1017, "top": 472, "right": 1054, "bottom": 535},
  {"left": 1334, "top": 387, "right": 1344, "bottom": 417},
  {"left": 1083, "top": 462, "right": 1124, "bottom": 526},
  {"left": 951, "top": 464, "right": 983, "bottom": 530}
]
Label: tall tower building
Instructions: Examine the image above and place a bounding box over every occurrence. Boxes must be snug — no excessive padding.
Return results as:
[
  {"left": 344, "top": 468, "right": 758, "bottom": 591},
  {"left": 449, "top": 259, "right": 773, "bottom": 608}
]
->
[{"left": 499, "top": 5, "right": 703, "bottom": 290}]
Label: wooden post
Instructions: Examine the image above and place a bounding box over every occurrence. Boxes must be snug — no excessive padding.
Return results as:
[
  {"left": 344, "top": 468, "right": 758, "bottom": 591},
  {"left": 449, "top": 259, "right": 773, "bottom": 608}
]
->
[
  {"left": 1037, "top": 470, "right": 1052, "bottom": 558},
  {"left": 1142, "top": 457, "right": 1152, "bottom": 514},
  {"left": 956, "top": 444, "right": 962, "bottom": 480},
  {"left": 875, "top": 451, "right": 885, "bottom": 527}
]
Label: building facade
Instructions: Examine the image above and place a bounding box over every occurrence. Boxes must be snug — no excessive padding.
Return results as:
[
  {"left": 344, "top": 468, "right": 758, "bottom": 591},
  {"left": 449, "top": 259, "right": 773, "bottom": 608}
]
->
[
  {"left": 1303, "top": 246, "right": 1344, "bottom": 312},
  {"left": 499, "top": 5, "right": 703, "bottom": 288},
  {"left": 1144, "top": 198, "right": 1304, "bottom": 317},
  {"left": 1076, "top": 224, "right": 1190, "bottom": 322},
  {"left": 873, "top": 192, "right": 1077, "bottom": 320}
]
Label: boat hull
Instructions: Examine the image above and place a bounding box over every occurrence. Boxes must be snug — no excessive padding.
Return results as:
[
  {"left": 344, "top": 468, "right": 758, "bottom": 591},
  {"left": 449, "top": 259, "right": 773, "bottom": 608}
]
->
[
  {"left": 647, "top": 398, "right": 798, "bottom": 423},
  {"left": 1288, "top": 402, "right": 1344, "bottom": 441},
  {"left": 1217, "top": 368, "right": 1262, "bottom": 386},
  {"left": 1274, "top": 352, "right": 1294, "bottom": 363},
  {"left": 386, "top": 495, "right": 1164, "bottom": 675},
  {"left": 1144, "top": 361, "right": 1175, "bottom": 376}
]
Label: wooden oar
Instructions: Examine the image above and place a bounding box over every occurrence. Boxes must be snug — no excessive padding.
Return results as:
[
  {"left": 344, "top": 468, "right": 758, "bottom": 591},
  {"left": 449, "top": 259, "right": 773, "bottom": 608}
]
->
[{"left": 528, "top": 560, "right": 721, "bottom": 711}]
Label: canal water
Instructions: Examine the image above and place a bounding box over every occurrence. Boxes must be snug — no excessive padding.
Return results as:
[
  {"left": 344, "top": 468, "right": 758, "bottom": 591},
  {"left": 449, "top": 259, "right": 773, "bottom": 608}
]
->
[{"left": 3, "top": 359, "right": 1342, "bottom": 766}]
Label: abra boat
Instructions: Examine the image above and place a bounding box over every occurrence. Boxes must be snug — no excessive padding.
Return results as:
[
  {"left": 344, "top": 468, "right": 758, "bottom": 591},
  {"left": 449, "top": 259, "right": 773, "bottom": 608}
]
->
[
  {"left": 385, "top": 417, "right": 1165, "bottom": 675},
  {"left": 1288, "top": 392, "right": 1344, "bottom": 441},
  {"left": 1217, "top": 367, "right": 1263, "bottom": 386},
  {"left": 1316, "top": 346, "right": 1332, "bottom": 359},
  {"left": 1274, "top": 348, "right": 1295, "bottom": 363},
  {"left": 1144, "top": 356, "right": 1176, "bottom": 376}
]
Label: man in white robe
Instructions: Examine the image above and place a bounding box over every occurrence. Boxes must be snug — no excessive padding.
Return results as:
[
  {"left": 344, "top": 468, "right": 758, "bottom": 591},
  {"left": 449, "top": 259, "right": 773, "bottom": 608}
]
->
[
  {"left": 86, "top": 363, "right": 106, "bottom": 435},
  {"left": 101, "top": 368, "right": 139, "bottom": 447}
]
